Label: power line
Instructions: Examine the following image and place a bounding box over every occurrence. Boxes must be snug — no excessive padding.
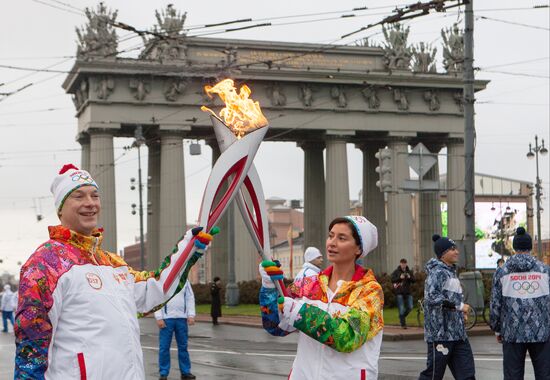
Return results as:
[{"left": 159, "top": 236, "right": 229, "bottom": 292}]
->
[
  {"left": 479, "top": 57, "right": 549, "bottom": 70},
  {"left": 478, "top": 69, "right": 550, "bottom": 79},
  {"left": 29, "top": 0, "right": 83, "bottom": 16},
  {"left": 477, "top": 15, "right": 550, "bottom": 31}
]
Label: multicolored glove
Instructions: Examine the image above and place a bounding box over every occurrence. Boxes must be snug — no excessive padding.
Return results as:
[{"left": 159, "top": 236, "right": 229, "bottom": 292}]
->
[
  {"left": 192, "top": 226, "right": 219, "bottom": 254},
  {"left": 259, "top": 260, "right": 284, "bottom": 289},
  {"left": 176, "top": 226, "right": 220, "bottom": 258},
  {"left": 277, "top": 296, "right": 302, "bottom": 332}
]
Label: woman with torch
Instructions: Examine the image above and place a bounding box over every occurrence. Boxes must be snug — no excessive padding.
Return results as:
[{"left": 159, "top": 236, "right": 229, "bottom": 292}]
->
[{"left": 260, "top": 216, "right": 384, "bottom": 379}]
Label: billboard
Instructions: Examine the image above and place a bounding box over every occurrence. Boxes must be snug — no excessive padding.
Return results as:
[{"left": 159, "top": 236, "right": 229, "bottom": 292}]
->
[{"left": 441, "top": 201, "right": 527, "bottom": 269}]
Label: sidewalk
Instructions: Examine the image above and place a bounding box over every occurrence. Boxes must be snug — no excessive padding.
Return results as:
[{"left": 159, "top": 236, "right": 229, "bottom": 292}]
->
[{"left": 195, "top": 314, "right": 494, "bottom": 341}]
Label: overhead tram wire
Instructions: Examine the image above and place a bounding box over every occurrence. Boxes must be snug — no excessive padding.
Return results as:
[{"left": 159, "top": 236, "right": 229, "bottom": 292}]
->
[
  {"left": 480, "top": 57, "right": 550, "bottom": 70},
  {"left": 476, "top": 15, "right": 550, "bottom": 31},
  {"left": 29, "top": 0, "right": 83, "bottom": 16},
  {"left": 183, "top": 4, "right": 408, "bottom": 31},
  {"left": 476, "top": 70, "right": 550, "bottom": 79}
]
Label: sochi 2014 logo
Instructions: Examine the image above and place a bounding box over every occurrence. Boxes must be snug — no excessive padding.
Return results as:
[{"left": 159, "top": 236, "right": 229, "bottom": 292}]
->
[
  {"left": 512, "top": 281, "right": 540, "bottom": 295},
  {"left": 510, "top": 273, "right": 542, "bottom": 295},
  {"left": 86, "top": 272, "right": 103, "bottom": 290}
]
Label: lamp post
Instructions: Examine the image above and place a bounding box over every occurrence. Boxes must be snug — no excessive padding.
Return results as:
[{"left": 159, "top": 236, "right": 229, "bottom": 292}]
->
[
  {"left": 130, "top": 125, "right": 146, "bottom": 270},
  {"left": 527, "top": 135, "right": 548, "bottom": 257}
]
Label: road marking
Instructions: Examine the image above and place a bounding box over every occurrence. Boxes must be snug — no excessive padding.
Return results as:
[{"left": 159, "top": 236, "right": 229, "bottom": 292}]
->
[
  {"left": 144, "top": 347, "right": 520, "bottom": 362},
  {"left": 142, "top": 346, "right": 295, "bottom": 357},
  {"left": 380, "top": 356, "right": 530, "bottom": 362}
]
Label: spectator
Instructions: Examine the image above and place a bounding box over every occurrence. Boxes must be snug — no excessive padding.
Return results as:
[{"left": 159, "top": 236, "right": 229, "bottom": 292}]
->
[
  {"left": 210, "top": 276, "right": 222, "bottom": 325},
  {"left": 155, "top": 280, "right": 196, "bottom": 380},
  {"left": 391, "top": 258, "right": 415, "bottom": 329},
  {"left": 1, "top": 284, "right": 17, "bottom": 333},
  {"left": 294, "top": 247, "right": 323, "bottom": 282}
]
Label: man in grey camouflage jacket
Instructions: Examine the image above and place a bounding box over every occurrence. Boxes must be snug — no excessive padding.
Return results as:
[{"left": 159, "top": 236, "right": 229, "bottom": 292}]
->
[
  {"left": 419, "top": 234, "right": 475, "bottom": 380},
  {"left": 490, "top": 227, "right": 550, "bottom": 380}
]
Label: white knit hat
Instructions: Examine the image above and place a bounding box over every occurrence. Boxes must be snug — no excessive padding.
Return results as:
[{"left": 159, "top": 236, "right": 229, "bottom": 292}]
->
[
  {"left": 304, "top": 247, "right": 322, "bottom": 262},
  {"left": 51, "top": 164, "right": 98, "bottom": 214},
  {"left": 344, "top": 216, "right": 378, "bottom": 258}
]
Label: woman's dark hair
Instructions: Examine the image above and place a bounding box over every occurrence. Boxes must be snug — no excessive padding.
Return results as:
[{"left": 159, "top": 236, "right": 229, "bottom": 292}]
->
[
  {"left": 213, "top": 276, "right": 220, "bottom": 282},
  {"left": 328, "top": 217, "right": 361, "bottom": 247}
]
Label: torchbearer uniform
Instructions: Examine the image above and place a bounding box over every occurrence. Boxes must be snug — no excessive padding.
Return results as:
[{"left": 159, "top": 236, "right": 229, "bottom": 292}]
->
[
  {"left": 260, "top": 216, "right": 384, "bottom": 380},
  {"left": 419, "top": 235, "right": 475, "bottom": 380},
  {"left": 490, "top": 227, "right": 550, "bottom": 380},
  {"left": 14, "top": 165, "right": 210, "bottom": 380}
]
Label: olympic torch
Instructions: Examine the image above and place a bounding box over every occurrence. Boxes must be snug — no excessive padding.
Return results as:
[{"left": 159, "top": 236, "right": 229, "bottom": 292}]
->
[{"left": 163, "top": 79, "right": 287, "bottom": 297}]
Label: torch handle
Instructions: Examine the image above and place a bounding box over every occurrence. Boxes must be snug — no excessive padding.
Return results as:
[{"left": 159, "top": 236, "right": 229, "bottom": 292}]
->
[{"left": 163, "top": 237, "right": 197, "bottom": 294}]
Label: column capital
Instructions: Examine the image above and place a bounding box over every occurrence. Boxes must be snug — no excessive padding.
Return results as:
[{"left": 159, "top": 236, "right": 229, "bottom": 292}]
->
[
  {"left": 387, "top": 137, "right": 411, "bottom": 146},
  {"left": 297, "top": 140, "right": 325, "bottom": 150},
  {"left": 159, "top": 130, "right": 187, "bottom": 139},
  {"left": 355, "top": 141, "right": 386, "bottom": 151},
  {"left": 76, "top": 132, "right": 90, "bottom": 145},
  {"left": 409, "top": 140, "right": 445, "bottom": 153},
  {"left": 446, "top": 137, "right": 465, "bottom": 146},
  {"left": 325, "top": 129, "right": 355, "bottom": 142},
  {"left": 88, "top": 127, "right": 116, "bottom": 136}
]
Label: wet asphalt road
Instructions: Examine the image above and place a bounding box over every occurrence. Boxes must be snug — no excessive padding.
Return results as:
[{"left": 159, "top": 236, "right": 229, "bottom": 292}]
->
[{"left": 0, "top": 319, "right": 535, "bottom": 379}]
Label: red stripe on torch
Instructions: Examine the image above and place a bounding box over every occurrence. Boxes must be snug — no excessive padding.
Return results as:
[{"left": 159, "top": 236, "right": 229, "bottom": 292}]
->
[{"left": 163, "top": 156, "right": 247, "bottom": 294}]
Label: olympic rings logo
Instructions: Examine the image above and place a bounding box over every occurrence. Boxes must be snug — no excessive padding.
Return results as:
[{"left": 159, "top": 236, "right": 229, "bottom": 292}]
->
[
  {"left": 512, "top": 281, "right": 540, "bottom": 294},
  {"left": 71, "top": 174, "right": 94, "bottom": 183}
]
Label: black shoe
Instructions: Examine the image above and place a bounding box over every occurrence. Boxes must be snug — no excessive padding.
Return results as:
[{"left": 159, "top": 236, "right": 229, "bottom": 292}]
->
[
  {"left": 159, "top": 377, "right": 168, "bottom": 380},
  {"left": 181, "top": 374, "right": 196, "bottom": 380}
]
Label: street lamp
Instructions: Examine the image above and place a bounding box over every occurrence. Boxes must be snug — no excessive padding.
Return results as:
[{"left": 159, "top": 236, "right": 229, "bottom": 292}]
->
[
  {"left": 526, "top": 135, "right": 548, "bottom": 257},
  {"left": 130, "top": 125, "right": 146, "bottom": 270}
]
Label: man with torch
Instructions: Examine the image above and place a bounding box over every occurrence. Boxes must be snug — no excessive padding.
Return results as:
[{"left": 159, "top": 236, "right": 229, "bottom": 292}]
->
[{"left": 14, "top": 164, "right": 217, "bottom": 380}]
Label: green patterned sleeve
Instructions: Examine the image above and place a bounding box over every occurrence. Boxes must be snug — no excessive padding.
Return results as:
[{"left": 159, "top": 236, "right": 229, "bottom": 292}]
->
[
  {"left": 292, "top": 303, "right": 370, "bottom": 353},
  {"left": 292, "top": 283, "right": 384, "bottom": 353}
]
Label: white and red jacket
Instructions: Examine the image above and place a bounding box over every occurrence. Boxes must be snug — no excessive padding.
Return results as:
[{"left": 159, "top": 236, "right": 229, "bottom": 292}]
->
[
  {"left": 15, "top": 225, "right": 198, "bottom": 380},
  {"left": 260, "top": 265, "right": 384, "bottom": 380}
]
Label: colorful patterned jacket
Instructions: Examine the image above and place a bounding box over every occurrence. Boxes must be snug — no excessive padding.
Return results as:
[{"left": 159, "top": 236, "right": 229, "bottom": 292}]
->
[
  {"left": 490, "top": 253, "right": 550, "bottom": 343},
  {"left": 260, "top": 264, "right": 384, "bottom": 380},
  {"left": 423, "top": 258, "right": 467, "bottom": 343},
  {"left": 15, "top": 225, "right": 199, "bottom": 380}
]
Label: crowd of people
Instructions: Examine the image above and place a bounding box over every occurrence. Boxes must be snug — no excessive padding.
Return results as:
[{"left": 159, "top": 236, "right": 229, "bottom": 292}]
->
[{"left": 6, "top": 164, "right": 550, "bottom": 380}]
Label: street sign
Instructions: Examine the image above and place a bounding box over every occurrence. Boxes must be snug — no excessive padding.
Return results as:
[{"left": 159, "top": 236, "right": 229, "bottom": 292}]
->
[{"left": 408, "top": 143, "right": 437, "bottom": 178}]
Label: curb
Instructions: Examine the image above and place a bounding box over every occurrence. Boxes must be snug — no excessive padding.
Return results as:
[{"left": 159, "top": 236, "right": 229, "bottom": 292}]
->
[{"left": 195, "top": 314, "right": 495, "bottom": 340}]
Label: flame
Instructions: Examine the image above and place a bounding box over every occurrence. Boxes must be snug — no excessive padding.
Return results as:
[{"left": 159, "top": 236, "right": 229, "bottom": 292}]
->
[{"left": 201, "top": 79, "right": 268, "bottom": 139}]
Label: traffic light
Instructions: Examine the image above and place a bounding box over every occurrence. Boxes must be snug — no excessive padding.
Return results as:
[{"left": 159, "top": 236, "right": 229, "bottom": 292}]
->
[{"left": 375, "top": 148, "right": 394, "bottom": 192}]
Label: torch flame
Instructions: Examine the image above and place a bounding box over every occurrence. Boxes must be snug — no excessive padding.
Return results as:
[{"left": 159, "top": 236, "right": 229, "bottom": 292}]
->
[{"left": 201, "top": 79, "right": 268, "bottom": 139}]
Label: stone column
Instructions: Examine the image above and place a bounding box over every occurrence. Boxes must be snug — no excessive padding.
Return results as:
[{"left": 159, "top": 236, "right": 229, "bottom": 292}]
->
[
  {"left": 358, "top": 143, "right": 386, "bottom": 274},
  {"left": 158, "top": 132, "right": 187, "bottom": 259},
  {"left": 207, "top": 141, "right": 229, "bottom": 282},
  {"left": 78, "top": 133, "right": 91, "bottom": 172},
  {"left": 89, "top": 130, "right": 117, "bottom": 252},
  {"left": 386, "top": 139, "right": 414, "bottom": 270},
  {"left": 325, "top": 134, "right": 350, "bottom": 228},
  {"left": 146, "top": 136, "right": 161, "bottom": 268},
  {"left": 299, "top": 141, "right": 326, "bottom": 257},
  {"left": 447, "top": 139, "right": 466, "bottom": 241},
  {"left": 419, "top": 144, "right": 443, "bottom": 267}
]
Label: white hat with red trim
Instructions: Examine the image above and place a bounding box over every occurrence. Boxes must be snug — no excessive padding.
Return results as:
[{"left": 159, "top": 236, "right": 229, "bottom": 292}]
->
[{"left": 51, "top": 164, "right": 98, "bottom": 214}]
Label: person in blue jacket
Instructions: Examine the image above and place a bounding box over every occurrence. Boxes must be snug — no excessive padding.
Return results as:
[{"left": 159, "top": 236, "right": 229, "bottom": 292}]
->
[
  {"left": 490, "top": 227, "right": 550, "bottom": 380},
  {"left": 155, "top": 280, "right": 196, "bottom": 380},
  {"left": 419, "top": 234, "right": 475, "bottom": 380}
]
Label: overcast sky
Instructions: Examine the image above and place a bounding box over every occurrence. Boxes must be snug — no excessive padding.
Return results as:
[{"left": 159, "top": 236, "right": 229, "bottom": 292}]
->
[{"left": 0, "top": 0, "right": 548, "bottom": 274}]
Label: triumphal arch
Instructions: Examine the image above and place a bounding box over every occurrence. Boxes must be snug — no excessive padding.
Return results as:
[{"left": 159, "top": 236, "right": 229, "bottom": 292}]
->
[{"left": 63, "top": 5, "right": 487, "bottom": 280}]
